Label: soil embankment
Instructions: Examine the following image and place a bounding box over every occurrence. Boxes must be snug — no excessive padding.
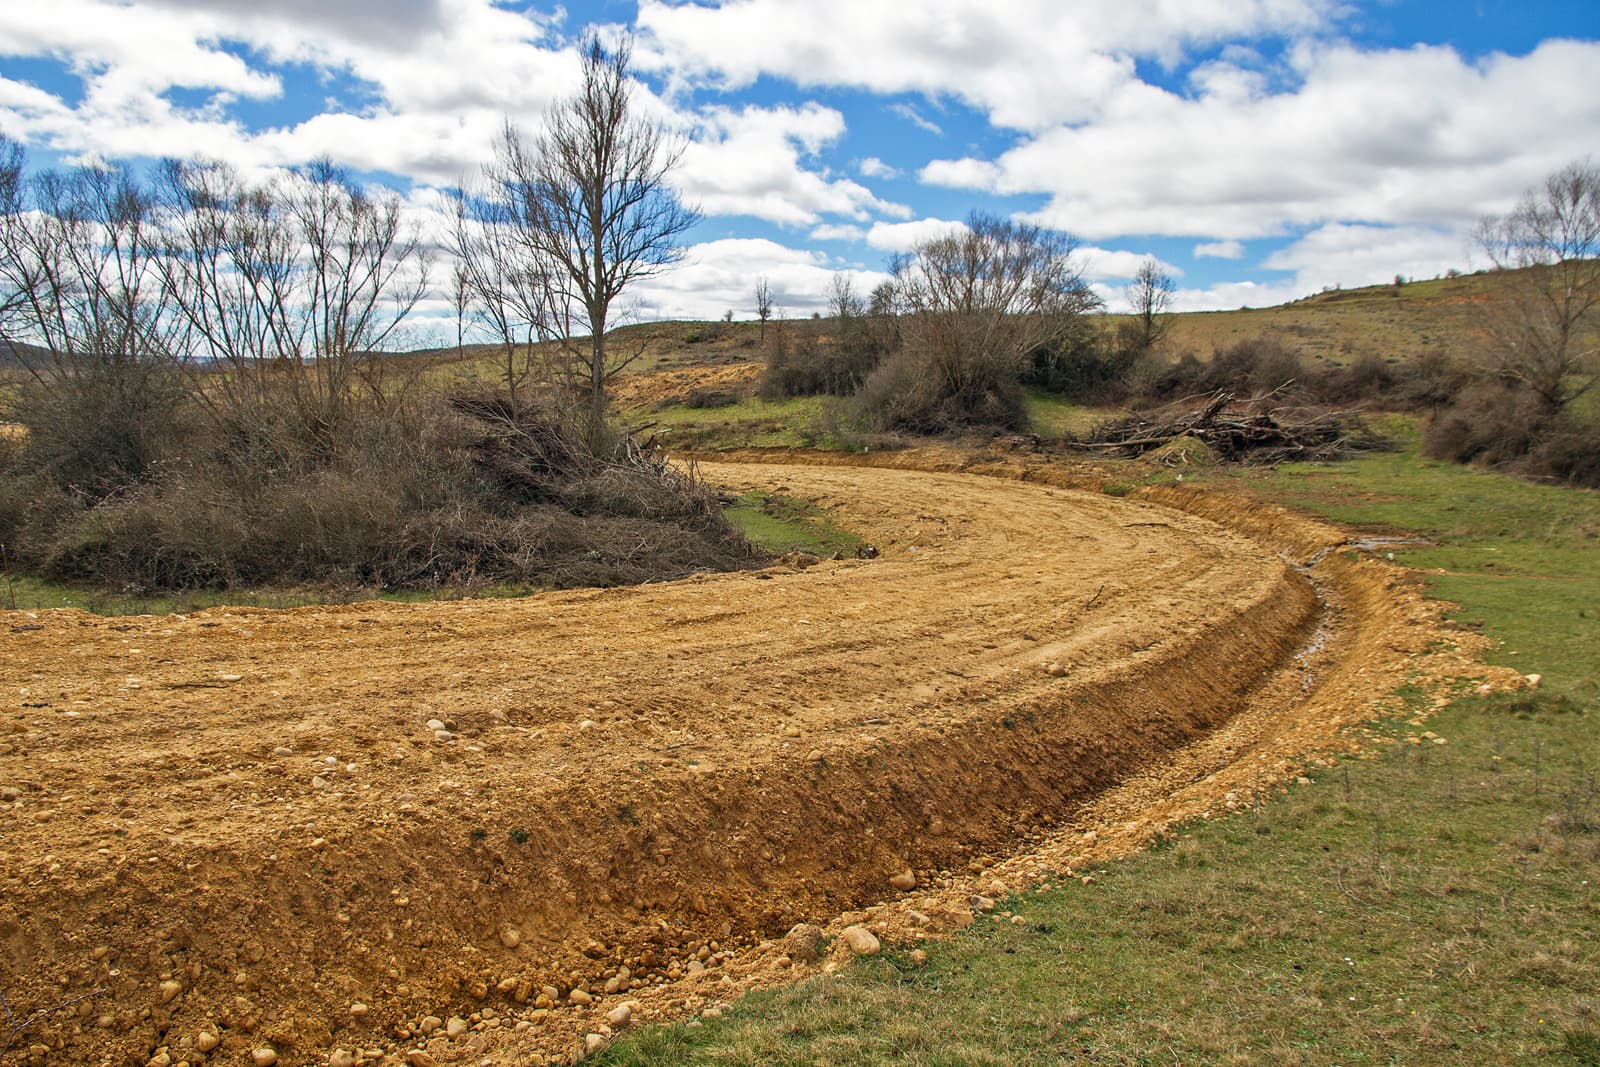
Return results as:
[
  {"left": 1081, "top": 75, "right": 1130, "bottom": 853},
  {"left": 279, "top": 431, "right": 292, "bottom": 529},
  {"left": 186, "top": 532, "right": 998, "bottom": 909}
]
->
[{"left": 0, "top": 452, "right": 1503, "bottom": 1066}]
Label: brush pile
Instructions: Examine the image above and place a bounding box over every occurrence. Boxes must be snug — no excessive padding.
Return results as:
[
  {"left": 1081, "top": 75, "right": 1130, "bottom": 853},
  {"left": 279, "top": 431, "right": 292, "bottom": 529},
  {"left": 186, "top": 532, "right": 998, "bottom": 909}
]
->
[{"left": 1081, "top": 391, "right": 1389, "bottom": 464}]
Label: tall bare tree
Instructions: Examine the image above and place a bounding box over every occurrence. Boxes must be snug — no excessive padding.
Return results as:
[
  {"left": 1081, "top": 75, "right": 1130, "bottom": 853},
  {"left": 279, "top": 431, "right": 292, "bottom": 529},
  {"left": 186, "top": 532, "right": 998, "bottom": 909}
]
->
[
  {"left": 876, "top": 212, "right": 1101, "bottom": 429},
  {"left": 447, "top": 183, "right": 550, "bottom": 411},
  {"left": 492, "top": 34, "right": 698, "bottom": 447},
  {"left": 0, "top": 152, "right": 185, "bottom": 490},
  {"left": 158, "top": 157, "right": 428, "bottom": 459},
  {"left": 754, "top": 275, "right": 773, "bottom": 340},
  {"left": 1475, "top": 159, "right": 1600, "bottom": 412},
  {"left": 0, "top": 135, "right": 24, "bottom": 351},
  {"left": 1125, "top": 257, "right": 1175, "bottom": 353}
]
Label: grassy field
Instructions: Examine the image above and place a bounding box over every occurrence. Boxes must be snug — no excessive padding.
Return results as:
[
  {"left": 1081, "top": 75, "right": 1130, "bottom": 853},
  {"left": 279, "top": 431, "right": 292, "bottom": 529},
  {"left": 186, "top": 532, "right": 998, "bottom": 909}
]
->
[{"left": 596, "top": 438, "right": 1600, "bottom": 1066}]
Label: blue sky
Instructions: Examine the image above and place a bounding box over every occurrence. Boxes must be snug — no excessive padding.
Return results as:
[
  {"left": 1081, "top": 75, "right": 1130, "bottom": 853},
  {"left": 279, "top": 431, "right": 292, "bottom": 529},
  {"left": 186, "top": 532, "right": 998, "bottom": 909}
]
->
[{"left": 1, "top": 0, "right": 1596, "bottom": 336}]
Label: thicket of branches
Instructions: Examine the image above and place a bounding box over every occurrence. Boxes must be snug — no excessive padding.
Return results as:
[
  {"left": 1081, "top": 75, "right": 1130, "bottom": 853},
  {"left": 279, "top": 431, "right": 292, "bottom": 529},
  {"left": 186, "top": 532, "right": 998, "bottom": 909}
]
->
[
  {"left": 0, "top": 39, "right": 750, "bottom": 594},
  {"left": 1422, "top": 160, "right": 1600, "bottom": 486}
]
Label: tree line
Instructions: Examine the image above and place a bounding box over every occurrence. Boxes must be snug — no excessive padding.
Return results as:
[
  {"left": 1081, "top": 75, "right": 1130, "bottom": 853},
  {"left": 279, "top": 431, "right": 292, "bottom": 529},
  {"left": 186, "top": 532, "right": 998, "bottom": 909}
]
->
[{"left": 0, "top": 37, "right": 752, "bottom": 593}]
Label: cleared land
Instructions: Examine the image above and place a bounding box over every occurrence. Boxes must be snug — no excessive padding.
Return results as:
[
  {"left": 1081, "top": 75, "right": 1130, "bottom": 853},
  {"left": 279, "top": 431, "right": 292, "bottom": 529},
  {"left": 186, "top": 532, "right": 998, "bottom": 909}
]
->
[{"left": 0, "top": 454, "right": 1507, "bottom": 1066}]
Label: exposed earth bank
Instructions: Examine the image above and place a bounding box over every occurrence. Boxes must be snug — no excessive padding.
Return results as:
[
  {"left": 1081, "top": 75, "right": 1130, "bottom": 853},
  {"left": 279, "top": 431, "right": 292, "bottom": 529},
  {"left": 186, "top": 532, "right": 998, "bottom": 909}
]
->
[{"left": 0, "top": 449, "right": 1508, "bottom": 1066}]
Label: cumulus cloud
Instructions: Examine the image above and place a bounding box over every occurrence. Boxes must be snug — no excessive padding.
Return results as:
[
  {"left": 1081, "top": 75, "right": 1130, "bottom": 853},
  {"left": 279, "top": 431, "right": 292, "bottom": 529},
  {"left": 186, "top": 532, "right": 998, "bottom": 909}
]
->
[
  {"left": 1079, "top": 247, "right": 1181, "bottom": 281},
  {"left": 677, "top": 103, "right": 912, "bottom": 225},
  {"left": 632, "top": 237, "right": 891, "bottom": 320},
  {"left": 811, "top": 223, "right": 867, "bottom": 242},
  {"left": 858, "top": 156, "right": 900, "bottom": 180},
  {"left": 927, "top": 39, "right": 1600, "bottom": 241},
  {"left": 1195, "top": 239, "right": 1246, "bottom": 259},
  {"left": 637, "top": 0, "right": 1335, "bottom": 130},
  {"left": 864, "top": 217, "right": 967, "bottom": 252},
  {"left": 1260, "top": 222, "right": 1470, "bottom": 291},
  {"left": 0, "top": 0, "right": 573, "bottom": 183}
]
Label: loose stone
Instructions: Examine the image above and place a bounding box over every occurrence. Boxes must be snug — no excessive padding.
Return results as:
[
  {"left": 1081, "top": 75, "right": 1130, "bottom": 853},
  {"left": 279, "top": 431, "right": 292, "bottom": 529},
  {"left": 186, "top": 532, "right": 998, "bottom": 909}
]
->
[
  {"left": 250, "top": 1050, "right": 278, "bottom": 1067},
  {"left": 158, "top": 979, "right": 182, "bottom": 1003},
  {"left": 889, "top": 869, "right": 916, "bottom": 891},
  {"left": 194, "top": 1032, "right": 219, "bottom": 1053},
  {"left": 329, "top": 1052, "right": 357, "bottom": 1067},
  {"left": 583, "top": 1033, "right": 608, "bottom": 1057},
  {"left": 606, "top": 1003, "right": 632, "bottom": 1028},
  {"left": 783, "top": 923, "right": 824, "bottom": 963},
  {"left": 841, "top": 925, "right": 880, "bottom": 955},
  {"left": 446, "top": 1018, "right": 469, "bottom": 1039},
  {"left": 568, "top": 988, "right": 593, "bottom": 1006}
]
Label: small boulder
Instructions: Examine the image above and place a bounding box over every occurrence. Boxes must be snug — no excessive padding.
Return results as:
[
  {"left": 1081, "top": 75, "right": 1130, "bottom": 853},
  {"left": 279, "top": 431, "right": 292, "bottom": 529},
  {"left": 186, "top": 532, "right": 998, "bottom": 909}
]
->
[
  {"left": 783, "top": 923, "right": 824, "bottom": 963},
  {"left": 840, "top": 925, "right": 880, "bottom": 955}
]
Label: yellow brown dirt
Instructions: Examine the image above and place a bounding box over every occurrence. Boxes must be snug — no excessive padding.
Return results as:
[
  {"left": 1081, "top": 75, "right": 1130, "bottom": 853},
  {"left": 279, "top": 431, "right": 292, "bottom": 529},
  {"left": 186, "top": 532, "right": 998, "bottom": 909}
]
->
[{"left": 0, "top": 449, "right": 1514, "bottom": 1067}]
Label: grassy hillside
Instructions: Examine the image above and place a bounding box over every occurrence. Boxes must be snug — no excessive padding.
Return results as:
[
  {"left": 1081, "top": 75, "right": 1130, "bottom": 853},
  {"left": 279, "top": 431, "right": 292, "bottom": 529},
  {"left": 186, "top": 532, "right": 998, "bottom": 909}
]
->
[{"left": 1157, "top": 272, "right": 1496, "bottom": 368}]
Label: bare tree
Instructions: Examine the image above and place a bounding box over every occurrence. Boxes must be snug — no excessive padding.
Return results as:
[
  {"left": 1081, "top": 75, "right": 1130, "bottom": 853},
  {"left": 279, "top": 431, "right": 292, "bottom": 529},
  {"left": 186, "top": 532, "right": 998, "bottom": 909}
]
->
[
  {"left": 158, "top": 157, "right": 428, "bottom": 458},
  {"left": 0, "top": 153, "right": 185, "bottom": 490},
  {"left": 494, "top": 34, "right": 698, "bottom": 448},
  {"left": 1475, "top": 159, "right": 1600, "bottom": 412},
  {"left": 754, "top": 275, "right": 773, "bottom": 340},
  {"left": 1125, "top": 257, "right": 1175, "bottom": 352},
  {"left": 445, "top": 178, "right": 559, "bottom": 411},
  {"left": 872, "top": 212, "right": 1101, "bottom": 430},
  {"left": 0, "top": 135, "right": 24, "bottom": 350}
]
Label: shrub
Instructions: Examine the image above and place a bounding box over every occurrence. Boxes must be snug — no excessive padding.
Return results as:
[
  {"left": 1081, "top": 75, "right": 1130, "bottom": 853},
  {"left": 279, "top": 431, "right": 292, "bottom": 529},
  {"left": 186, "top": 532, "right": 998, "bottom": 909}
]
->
[
  {"left": 1423, "top": 380, "right": 1600, "bottom": 487},
  {"left": 860, "top": 214, "right": 1100, "bottom": 432}
]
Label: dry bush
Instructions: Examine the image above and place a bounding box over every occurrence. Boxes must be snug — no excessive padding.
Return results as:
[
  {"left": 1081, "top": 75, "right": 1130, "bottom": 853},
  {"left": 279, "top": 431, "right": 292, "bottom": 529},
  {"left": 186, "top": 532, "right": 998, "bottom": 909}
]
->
[
  {"left": 9, "top": 384, "right": 756, "bottom": 593},
  {"left": 858, "top": 345, "right": 1028, "bottom": 433},
  {"left": 1423, "top": 382, "right": 1551, "bottom": 468},
  {"left": 757, "top": 284, "right": 889, "bottom": 400},
  {"left": 1423, "top": 381, "right": 1600, "bottom": 487}
]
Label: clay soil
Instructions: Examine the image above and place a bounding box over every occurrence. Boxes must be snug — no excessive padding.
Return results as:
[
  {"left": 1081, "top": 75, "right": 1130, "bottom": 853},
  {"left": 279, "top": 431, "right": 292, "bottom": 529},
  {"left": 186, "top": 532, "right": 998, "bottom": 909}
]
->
[{"left": 0, "top": 450, "right": 1509, "bottom": 1067}]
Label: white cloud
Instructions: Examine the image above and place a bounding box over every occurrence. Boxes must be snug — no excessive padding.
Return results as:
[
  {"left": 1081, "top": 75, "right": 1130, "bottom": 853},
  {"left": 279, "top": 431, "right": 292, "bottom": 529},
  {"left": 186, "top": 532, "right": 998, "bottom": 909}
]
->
[
  {"left": 632, "top": 237, "right": 891, "bottom": 320},
  {"left": 1080, "top": 247, "right": 1181, "bottom": 281},
  {"left": 676, "top": 103, "right": 912, "bottom": 226},
  {"left": 0, "top": 0, "right": 573, "bottom": 184},
  {"left": 1195, "top": 239, "right": 1246, "bottom": 259},
  {"left": 1260, "top": 222, "right": 1470, "bottom": 291},
  {"left": 864, "top": 217, "right": 967, "bottom": 252},
  {"left": 1169, "top": 278, "right": 1306, "bottom": 313},
  {"left": 889, "top": 103, "right": 942, "bottom": 136},
  {"left": 810, "top": 223, "right": 867, "bottom": 242},
  {"left": 858, "top": 156, "right": 900, "bottom": 180},
  {"left": 928, "top": 39, "right": 1600, "bottom": 241},
  {"left": 637, "top": 0, "right": 1336, "bottom": 131}
]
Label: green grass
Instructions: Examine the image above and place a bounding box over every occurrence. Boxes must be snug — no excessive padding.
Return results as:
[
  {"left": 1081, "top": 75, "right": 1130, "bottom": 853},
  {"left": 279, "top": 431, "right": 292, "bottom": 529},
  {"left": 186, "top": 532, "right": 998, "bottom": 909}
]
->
[
  {"left": 640, "top": 394, "right": 853, "bottom": 451},
  {"left": 723, "top": 492, "right": 863, "bottom": 558},
  {"left": 1196, "top": 427, "right": 1599, "bottom": 700},
  {"left": 0, "top": 572, "right": 549, "bottom": 616},
  {"left": 1022, "top": 390, "right": 1116, "bottom": 440},
  {"left": 598, "top": 437, "right": 1600, "bottom": 1067}
]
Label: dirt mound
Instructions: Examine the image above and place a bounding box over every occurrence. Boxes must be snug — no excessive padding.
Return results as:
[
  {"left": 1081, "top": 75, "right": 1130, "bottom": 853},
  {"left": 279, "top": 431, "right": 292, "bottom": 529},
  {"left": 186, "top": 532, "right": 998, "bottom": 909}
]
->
[
  {"left": 611, "top": 362, "right": 760, "bottom": 412},
  {"left": 0, "top": 450, "right": 1508, "bottom": 1066}
]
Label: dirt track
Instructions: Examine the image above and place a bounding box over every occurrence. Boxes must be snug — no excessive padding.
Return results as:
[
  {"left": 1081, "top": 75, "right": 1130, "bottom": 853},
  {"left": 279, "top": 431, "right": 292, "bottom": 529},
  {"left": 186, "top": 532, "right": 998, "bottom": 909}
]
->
[{"left": 0, "top": 452, "right": 1505, "bottom": 1066}]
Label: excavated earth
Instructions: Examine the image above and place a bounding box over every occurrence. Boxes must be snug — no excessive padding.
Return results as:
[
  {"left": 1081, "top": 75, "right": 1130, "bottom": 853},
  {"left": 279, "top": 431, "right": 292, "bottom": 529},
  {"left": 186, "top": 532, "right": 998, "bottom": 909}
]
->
[{"left": 0, "top": 448, "right": 1514, "bottom": 1067}]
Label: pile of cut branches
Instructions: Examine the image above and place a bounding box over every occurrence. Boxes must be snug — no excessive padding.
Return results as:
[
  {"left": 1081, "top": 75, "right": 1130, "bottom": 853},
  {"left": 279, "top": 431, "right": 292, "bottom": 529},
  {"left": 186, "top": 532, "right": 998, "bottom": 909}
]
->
[{"left": 1080, "top": 391, "right": 1390, "bottom": 464}]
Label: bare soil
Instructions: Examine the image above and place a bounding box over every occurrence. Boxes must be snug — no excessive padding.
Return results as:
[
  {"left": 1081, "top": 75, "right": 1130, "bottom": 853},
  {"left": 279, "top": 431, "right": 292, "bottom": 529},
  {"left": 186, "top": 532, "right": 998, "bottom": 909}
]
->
[{"left": 0, "top": 449, "right": 1512, "bottom": 1067}]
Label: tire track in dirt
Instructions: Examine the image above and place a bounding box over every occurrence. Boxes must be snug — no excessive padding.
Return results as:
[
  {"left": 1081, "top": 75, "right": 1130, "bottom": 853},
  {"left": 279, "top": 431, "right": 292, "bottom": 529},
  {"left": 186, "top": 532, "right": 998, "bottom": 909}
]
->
[{"left": 0, "top": 456, "right": 1498, "bottom": 1066}]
